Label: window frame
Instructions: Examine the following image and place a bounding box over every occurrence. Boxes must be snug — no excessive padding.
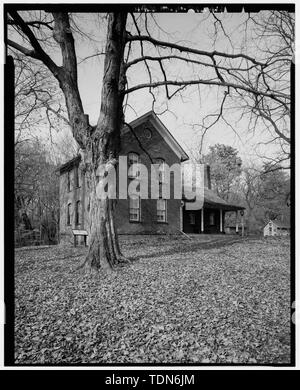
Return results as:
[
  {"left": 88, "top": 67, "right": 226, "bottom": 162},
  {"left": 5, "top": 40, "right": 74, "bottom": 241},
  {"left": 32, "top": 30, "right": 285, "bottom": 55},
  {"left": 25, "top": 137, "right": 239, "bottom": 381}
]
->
[
  {"left": 75, "top": 200, "right": 81, "bottom": 225},
  {"left": 74, "top": 166, "right": 80, "bottom": 188},
  {"left": 155, "top": 158, "right": 166, "bottom": 184},
  {"left": 67, "top": 171, "right": 71, "bottom": 192},
  {"left": 157, "top": 198, "right": 167, "bottom": 223},
  {"left": 67, "top": 203, "right": 72, "bottom": 225},
  {"left": 129, "top": 195, "right": 141, "bottom": 222},
  {"left": 128, "top": 152, "right": 140, "bottom": 179}
]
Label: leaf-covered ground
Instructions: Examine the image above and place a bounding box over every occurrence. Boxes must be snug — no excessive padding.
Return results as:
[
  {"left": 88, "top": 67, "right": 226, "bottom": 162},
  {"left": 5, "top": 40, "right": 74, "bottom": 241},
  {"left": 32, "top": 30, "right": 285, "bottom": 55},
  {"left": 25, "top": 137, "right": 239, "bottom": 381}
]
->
[{"left": 15, "top": 235, "right": 291, "bottom": 364}]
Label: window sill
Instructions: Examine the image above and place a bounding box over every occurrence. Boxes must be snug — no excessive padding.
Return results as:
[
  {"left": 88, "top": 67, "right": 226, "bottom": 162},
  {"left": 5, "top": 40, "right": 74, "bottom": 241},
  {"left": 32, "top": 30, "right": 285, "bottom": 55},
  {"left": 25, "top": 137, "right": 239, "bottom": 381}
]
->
[
  {"left": 156, "top": 221, "right": 168, "bottom": 224},
  {"left": 129, "top": 220, "right": 142, "bottom": 224}
]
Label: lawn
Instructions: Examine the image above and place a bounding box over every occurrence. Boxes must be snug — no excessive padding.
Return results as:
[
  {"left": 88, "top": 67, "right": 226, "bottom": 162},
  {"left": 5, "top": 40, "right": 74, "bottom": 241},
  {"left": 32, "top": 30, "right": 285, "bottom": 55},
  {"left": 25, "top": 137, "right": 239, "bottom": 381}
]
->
[{"left": 14, "top": 235, "right": 291, "bottom": 364}]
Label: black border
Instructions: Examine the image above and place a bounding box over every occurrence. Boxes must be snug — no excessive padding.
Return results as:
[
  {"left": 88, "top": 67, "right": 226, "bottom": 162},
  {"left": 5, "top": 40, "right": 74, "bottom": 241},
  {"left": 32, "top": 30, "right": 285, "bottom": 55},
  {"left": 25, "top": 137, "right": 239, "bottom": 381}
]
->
[
  {"left": 3, "top": 2, "right": 296, "bottom": 369},
  {"left": 0, "top": 369, "right": 298, "bottom": 386},
  {"left": 3, "top": 3, "right": 296, "bottom": 12}
]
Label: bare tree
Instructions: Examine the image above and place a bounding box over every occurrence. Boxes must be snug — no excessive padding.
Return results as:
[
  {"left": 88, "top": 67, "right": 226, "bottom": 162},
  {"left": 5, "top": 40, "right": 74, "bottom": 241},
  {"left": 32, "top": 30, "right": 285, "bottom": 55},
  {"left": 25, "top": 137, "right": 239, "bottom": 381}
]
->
[
  {"left": 7, "top": 8, "right": 293, "bottom": 272},
  {"left": 193, "top": 11, "right": 293, "bottom": 167},
  {"left": 202, "top": 144, "right": 242, "bottom": 201},
  {"left": 13, "top": 53, "right": 69, "bottom": 145}
]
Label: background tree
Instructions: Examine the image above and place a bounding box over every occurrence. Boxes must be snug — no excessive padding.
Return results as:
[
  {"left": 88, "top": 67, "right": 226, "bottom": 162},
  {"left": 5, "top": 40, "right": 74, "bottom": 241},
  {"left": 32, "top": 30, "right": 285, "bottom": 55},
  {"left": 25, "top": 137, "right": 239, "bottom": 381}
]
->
[
  {"left": 238, "top": 167, "right": 262, "bottom": 233},
  {"left": 236, "top": 164, "right": 290, "bottom": 233},
  {"left": 258, "top": 163, "right": 290, "bottom": 221},
  {"left": 202, "top": 144, "right": 242, "bottom": 201},
  {"left": 13, "top": 49, "right": 75, "bottom": 245},
  {"left": 13, "top": 53, "right": 68, "bottom": 144},
  {"left": 15, "top": 138, "right": 60, "bottom": 245}
]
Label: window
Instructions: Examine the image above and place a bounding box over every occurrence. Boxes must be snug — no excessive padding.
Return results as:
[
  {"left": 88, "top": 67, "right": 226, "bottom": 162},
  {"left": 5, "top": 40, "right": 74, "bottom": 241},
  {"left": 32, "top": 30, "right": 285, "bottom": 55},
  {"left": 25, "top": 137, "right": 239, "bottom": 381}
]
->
[
  {"left": 67, "top": 171, "right": 71, "bottom": 192},
  {"left": 157, "top": 199, "right": 167, "bottom": 222},
  {"left": 129, "top": 195, "right": 141, "bottom": 221},
  {"left": 189, "top": 213, "right": 195, "bottom": 225},
  {"left": 155, "top": 158, "right": 166, "bottom": 183},
  {"left": 74, "top": 167, "right": 80, "bottom": 188},
  {"left": 75, "top": 200, "right": 81, "bottom": 225},
  {"left": 128, "top": 152, "right": 140, "bottom": 178},
  {"left": 67, "top": 203, "right": 72, "bottom": 225},
  {"left": 209, "top": 212, "right": 215, "bottom": 226}
]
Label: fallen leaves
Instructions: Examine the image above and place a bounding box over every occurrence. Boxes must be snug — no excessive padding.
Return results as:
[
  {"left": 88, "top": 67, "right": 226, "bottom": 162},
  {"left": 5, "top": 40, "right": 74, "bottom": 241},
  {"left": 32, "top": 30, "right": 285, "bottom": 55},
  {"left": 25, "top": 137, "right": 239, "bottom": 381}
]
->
[{"left": 14, "top": 235, "right": 291, "bottom": 364}]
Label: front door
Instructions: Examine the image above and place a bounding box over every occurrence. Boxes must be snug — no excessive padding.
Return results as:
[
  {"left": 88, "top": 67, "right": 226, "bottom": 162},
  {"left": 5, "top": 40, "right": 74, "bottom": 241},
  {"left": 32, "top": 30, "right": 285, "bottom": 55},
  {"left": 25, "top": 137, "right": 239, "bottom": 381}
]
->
[{"left": 204, "top": 209, "right": 220, "bottom": 233}]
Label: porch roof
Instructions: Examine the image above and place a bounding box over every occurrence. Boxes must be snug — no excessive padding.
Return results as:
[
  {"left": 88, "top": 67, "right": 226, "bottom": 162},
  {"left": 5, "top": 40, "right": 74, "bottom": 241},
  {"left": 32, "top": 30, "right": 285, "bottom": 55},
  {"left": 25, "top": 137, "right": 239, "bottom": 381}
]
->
[
  {"left": 183, "top": 187, "right": 245, "bottom": 211},
  {"left": 204, "top": 188, "right": 245, "bottom": 211}
]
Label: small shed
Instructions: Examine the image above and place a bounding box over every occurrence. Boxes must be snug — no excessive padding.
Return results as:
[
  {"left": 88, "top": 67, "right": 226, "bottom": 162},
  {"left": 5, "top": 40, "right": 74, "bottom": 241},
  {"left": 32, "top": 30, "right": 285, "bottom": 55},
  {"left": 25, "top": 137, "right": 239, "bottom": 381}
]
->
[{"left": 263, "top": 220, "right": 290, "bottom": 237}]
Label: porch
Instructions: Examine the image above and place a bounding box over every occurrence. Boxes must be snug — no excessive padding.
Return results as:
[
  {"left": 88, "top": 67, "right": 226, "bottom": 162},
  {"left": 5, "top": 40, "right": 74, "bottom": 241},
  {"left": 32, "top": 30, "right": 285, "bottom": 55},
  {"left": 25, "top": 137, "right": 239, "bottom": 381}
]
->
[
  {"left": 182, "top": 207, "right": 244, "bottom": 234},
  {"left": 182, "top": 188, "right": 245, "bottom": 234}
]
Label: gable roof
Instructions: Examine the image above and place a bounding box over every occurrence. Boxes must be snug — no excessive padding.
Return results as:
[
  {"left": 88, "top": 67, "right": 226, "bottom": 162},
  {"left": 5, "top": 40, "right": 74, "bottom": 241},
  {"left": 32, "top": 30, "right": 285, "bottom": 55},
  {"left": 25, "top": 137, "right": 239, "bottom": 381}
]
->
[
  {"left": 266, "top": 219, "right": 290, "bottom": 228},
  {"left": 58, "top": 155, "right": 81, "bottom": 174},
  {"left": 58, "top": 111, "right": 190, "bottom": 174},
  {"left": 122, "top": 111, "right": 189, "bottom": 162}
]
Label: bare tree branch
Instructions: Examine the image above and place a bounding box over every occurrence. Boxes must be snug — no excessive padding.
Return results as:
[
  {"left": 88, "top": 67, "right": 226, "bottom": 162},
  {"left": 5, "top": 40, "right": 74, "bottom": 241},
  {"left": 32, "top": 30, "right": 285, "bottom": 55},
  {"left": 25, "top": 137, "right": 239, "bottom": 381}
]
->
[
  {"left": 8, "top": 11, "right": 59, "bottom": 76},
  {"left": 126, "top": 34, "right": 267, "bottom": 66}
]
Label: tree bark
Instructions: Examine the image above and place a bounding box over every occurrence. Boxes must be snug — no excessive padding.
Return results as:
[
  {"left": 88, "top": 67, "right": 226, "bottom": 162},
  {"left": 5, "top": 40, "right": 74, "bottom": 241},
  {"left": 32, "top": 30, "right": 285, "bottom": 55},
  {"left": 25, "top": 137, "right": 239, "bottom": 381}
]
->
[{"left": 79, "top": 13, "right": 128, "bottom": 272}]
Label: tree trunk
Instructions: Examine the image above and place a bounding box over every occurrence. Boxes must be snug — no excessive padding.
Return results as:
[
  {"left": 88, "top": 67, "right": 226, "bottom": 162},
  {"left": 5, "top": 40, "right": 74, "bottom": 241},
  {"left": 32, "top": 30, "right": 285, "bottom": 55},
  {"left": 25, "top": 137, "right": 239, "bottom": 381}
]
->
[
  {"left": 80, "top": 13, "right": 128, "bottom": 272},
  {"left": 81, "top": 173, "right": 129, "bottom": 273}
]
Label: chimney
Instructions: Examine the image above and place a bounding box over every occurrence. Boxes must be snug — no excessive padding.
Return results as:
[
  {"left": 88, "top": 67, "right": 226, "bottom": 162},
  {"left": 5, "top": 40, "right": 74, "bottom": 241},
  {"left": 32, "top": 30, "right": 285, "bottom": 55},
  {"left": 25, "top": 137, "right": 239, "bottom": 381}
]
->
[{"left": 204, "top": 164, "right": 211, "bottom": 189}]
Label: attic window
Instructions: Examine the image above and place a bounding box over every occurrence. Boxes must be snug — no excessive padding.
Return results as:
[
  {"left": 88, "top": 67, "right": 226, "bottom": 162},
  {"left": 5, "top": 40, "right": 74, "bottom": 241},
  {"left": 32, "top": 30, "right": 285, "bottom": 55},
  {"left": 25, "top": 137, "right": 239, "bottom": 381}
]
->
[{"left": 144, "top": 128, "right": 152, "bottom": 139}]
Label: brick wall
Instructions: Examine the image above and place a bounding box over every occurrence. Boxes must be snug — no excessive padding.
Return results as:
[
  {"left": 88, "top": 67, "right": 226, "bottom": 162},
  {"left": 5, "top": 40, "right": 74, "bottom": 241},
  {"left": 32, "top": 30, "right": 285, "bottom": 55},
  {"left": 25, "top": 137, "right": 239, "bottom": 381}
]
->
[
  {"left": 59, "top": 118, "right": 183, "bottom": 241},
  {"left": 59, "top": 165, "right": 86, "bottom": 244},
  {"left": 115, "top": 120, "right": 181, "bottom": 234}
]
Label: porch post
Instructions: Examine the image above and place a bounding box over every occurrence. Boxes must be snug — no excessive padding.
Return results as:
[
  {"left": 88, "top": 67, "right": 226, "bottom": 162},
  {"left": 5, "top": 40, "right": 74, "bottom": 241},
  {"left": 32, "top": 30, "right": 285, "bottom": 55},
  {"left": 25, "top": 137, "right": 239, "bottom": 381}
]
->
[
  {"left": 180, "top": 204, "right": 183, "bottom": 232},
  {"left": 201, "top": 208, "right": 204, "bottom": 233},
  {"left": 220, "top": 209, "right": 223, "bottom": 233},
  {"left": 235, "top": 210, "right": 239, "bottom": 234},
  {"left": 241, "top": 213, "right": 244, "bottom": 237}
]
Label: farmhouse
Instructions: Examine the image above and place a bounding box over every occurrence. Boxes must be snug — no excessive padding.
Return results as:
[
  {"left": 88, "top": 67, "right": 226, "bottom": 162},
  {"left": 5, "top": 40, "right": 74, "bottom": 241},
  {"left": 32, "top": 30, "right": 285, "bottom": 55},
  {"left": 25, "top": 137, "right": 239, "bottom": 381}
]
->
[
  {"left": 263, "top": 220, "right": 290, "bottom": 237},
  {"left": 59, "top": 111, "right": 245, "bottom": 242}
]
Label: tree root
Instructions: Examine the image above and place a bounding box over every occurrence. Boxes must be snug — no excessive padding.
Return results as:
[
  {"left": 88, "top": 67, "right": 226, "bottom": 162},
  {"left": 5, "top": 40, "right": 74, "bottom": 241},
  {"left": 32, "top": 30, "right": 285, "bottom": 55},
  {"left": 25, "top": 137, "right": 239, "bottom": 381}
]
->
[
  {"left": 74, "top": 253, "right": 131, "bottom": 272},
  {"left": 117, "top": 255, "right": 132, "bottom": 264}
]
